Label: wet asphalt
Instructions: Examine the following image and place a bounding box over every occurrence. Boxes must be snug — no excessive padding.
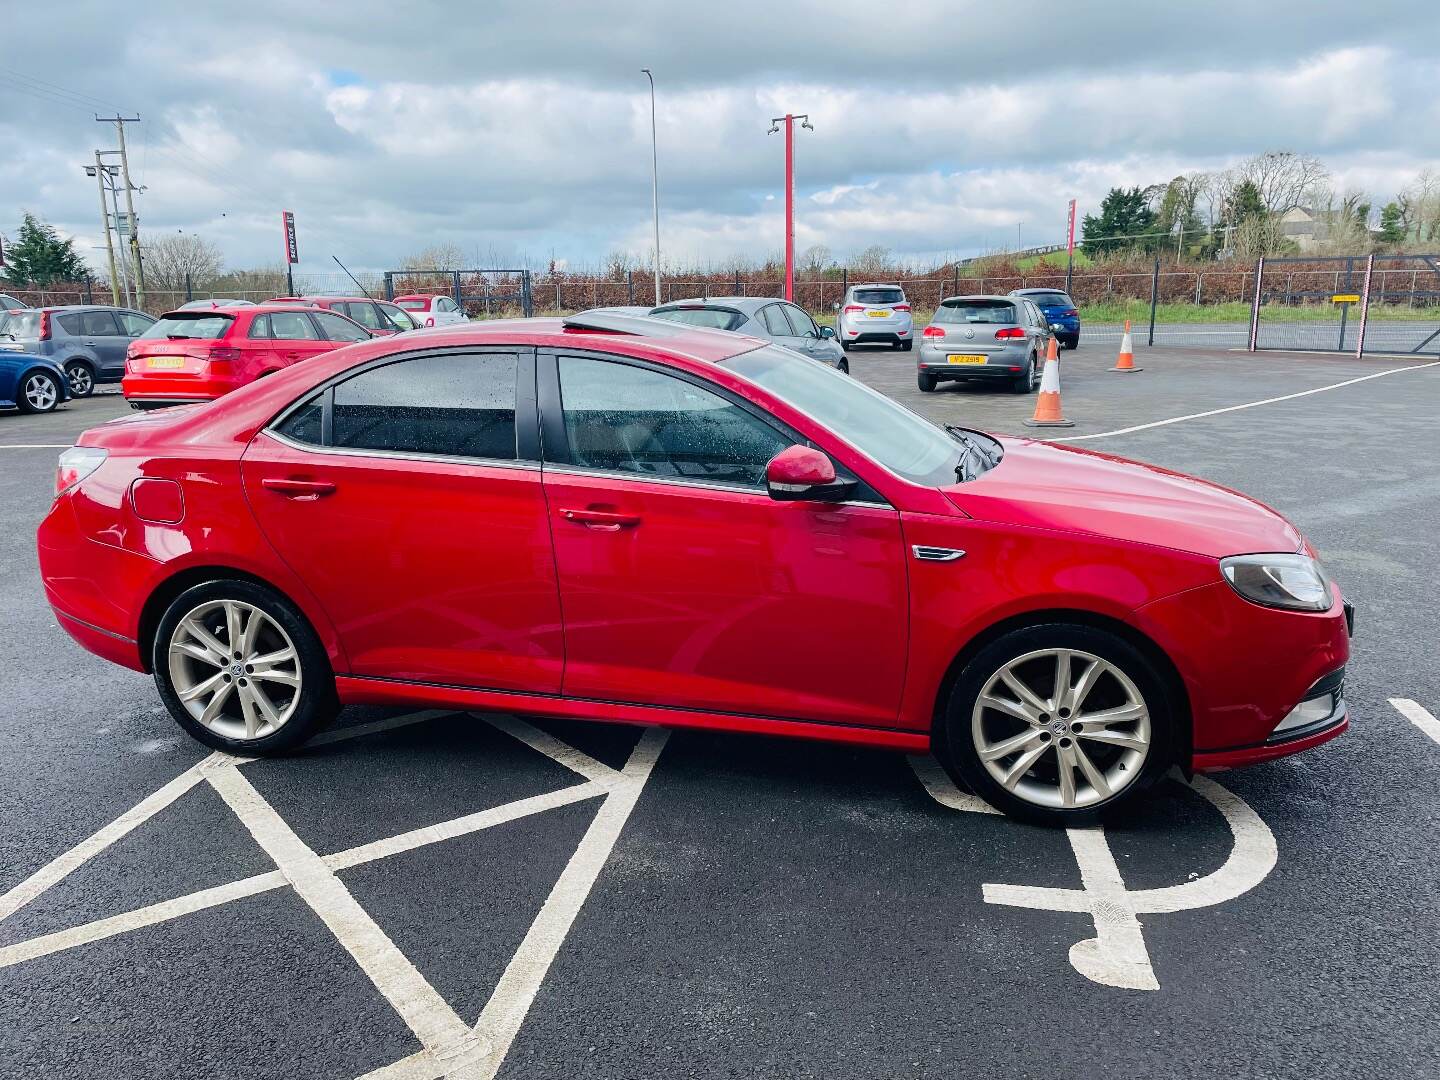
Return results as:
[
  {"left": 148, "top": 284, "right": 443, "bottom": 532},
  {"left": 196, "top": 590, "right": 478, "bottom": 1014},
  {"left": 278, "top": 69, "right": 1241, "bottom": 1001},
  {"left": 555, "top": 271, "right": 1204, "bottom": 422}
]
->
[{"left": 1, "top": 344, "right": 1437, "bottom": 1078}]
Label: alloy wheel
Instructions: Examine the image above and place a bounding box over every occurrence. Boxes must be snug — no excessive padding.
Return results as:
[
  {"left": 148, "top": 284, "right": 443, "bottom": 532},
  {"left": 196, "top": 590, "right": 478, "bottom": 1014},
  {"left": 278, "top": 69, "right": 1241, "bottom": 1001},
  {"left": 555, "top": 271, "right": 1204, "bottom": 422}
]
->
[
  {"left": 24, "top": 373, "right": 58, "bottom": 411},
  {"left": 167, "top": 599, "right": 303, "bottom": 741},
  {"left": 970, "top": 647, "right": 1150, "bottom": 810},
  {"left": 65, "top": 364, "right": 93, "bottom": 396}
]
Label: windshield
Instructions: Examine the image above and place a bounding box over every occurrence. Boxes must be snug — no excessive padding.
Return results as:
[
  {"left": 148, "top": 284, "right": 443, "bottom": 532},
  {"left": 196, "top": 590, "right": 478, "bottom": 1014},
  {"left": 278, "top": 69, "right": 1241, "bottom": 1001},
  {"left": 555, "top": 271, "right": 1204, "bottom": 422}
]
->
[
  {"left": 853, "top": 288, "right": 904, "bottom": 305},
  {"left": 2, "top": 312, "right": 40, "bottom": 338},
  {"left": 140, "top": 313, "right": 235, "bottom": 340},
  {"left": 724, "top": 344, "right": 997, "bottom": 485},
  {"left": 1024, "top": 292, "right": 1074, "bottom": 308},
  {"left": 933, "top": 300, "right": 1017, "bottom": 325},
  {"left": 649, "top": 306, "right": 746, "bottom": 331}
]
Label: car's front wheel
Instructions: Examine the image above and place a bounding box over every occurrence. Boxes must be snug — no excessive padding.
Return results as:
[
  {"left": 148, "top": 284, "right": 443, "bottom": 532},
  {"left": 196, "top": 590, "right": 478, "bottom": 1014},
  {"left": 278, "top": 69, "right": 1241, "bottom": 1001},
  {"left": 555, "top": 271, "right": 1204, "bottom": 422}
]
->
[
  {"left": 18, "top": 370, "right": 61, "bottom": 413},
  {"left": 63, "top": 361, "right": 94, "bottom": 398},
  {"left": 936, "top": 624, "right": 1176, "bottom": 826},
  {"left": 153, "top": 579, "right": 339, "bottom": 754}
]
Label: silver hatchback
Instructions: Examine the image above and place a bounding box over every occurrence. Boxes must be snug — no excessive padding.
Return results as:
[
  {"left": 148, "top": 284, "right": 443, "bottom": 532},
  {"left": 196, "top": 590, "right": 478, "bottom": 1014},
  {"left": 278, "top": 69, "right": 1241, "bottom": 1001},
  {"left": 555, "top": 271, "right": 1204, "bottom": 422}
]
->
[
  {"left": 916, "top": 295, "right": 1050, "bottom": 394},
  {"left": 835, "top": 283, "right": 913, "bottom": 351}
]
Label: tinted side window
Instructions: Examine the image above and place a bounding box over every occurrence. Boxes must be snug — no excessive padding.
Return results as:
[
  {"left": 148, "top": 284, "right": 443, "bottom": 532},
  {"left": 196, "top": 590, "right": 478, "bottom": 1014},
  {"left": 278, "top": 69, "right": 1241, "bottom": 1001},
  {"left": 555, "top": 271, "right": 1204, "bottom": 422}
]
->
[
  {"left": 760, "top": 305, "right": 791, "bottom": 337},
  {"left": 556, "top": 357, "right": 789, "bottom": 488},
  {"left": 332, "top": 353, "right": 517, "bottom": 460},
  {"left": 313, "top": 311, "right": 371, "bottom": 342},
  {"left": 118, "top": 312, "right": 154, "bottom": 336},
  {"left": 81, "top": 310, "right": 122, "bottom": 336},
  {"left": 56, "top": 313, "right": 84, "bottom": 335},
  {"left": 270, "top": 312, "right": 320, "bottom": 340},
  {"left": 249, "top": 315, "right": 272, "bottom": 338}
]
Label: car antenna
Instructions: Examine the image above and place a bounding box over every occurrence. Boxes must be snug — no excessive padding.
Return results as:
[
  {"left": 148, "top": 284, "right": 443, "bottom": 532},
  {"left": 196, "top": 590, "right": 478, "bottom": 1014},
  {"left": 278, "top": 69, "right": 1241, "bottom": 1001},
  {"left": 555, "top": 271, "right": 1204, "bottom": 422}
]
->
[{"left": 332, "top": 255, "right": 374, "bottom": 300}]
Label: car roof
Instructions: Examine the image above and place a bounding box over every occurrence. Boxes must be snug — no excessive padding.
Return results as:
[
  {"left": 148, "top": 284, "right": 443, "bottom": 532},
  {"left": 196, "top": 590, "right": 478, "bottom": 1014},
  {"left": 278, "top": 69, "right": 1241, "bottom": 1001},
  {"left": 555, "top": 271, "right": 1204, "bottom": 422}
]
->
[
  {"left": 1010, "top": 288, "right": 1069, "bottom": 295},
  {"left": 941, "top": 294, "right": 1023, "bottom": 304},
  {"left": 655, "top": 296, "right": 784, "bottom": 315},
  {"left": 392, "top": 293, "right": 444, "bottom": 301},
  {"left": 404, "top": 316, "right": 764, "bottom": 364},
  {"left": 847, "top": 282, "right": 906, "bottom": 290},
  {"left": 158, "top": 303, "right": 333, "bottom": 318}
]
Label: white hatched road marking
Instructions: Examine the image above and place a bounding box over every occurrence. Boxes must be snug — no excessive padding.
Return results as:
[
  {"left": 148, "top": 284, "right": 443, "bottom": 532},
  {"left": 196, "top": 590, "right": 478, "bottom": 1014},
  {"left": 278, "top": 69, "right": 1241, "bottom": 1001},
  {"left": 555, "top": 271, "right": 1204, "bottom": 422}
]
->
[
  {"left": 1390, "top": 698, "right": 1440, "bottom": 746},
  {"left": 1052, "top": 360, "right": 1440, "bottom": 442},
  {"left": 0, "top": 711, "right": 669, "bottom": 1080},
  {"left": 910, "top": 758, "right": 1277, "bottom": 990}
]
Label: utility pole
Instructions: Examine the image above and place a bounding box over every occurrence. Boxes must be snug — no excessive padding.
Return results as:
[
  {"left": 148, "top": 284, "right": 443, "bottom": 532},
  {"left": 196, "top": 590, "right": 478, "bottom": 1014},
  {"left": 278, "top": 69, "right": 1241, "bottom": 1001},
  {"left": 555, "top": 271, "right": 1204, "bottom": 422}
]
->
[
  {"left": 641, "top": 70, "right": 662, "bottom": 306},
  {"left": 98, "top": 116, "right": 144, "bottom": 310},
  {"left": 89, "top": 153, "right": 121, "bottom": 306},
  {"left": 768, "top": 113, "right": 813, "bottom": 302}
]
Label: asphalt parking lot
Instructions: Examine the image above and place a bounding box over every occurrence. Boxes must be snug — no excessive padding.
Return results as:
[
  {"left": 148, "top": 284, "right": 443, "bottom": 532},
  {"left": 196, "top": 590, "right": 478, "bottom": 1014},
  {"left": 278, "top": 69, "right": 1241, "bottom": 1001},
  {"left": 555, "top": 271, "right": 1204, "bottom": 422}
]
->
[{"left": 2, "top": 342, "right": 1438, "bottom": 1079}]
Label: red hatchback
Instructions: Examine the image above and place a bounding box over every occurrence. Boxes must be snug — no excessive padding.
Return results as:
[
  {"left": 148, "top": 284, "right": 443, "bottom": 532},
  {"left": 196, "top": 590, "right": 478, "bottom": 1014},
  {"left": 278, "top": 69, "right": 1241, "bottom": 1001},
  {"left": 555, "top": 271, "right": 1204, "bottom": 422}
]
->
[
  {"left": 122, "top": 304, "right": 373, "bottom": 410},
  {"left": 39, "top": 314, "right": 1352, "bottom": 824},
  {"left": 267, "top": 296, "right": 419, "bottom": 336}
]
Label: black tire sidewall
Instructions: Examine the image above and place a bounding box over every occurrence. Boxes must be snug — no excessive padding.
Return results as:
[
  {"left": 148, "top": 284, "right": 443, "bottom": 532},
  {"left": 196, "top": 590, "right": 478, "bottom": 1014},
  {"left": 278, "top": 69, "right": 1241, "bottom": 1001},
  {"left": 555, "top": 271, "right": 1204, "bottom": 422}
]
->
[
  {"left": 152, "top": 579, "right": 338, "bottom": 754},
  {"left": 937, "top": 623, "right": 1176, "bottom": 826}
]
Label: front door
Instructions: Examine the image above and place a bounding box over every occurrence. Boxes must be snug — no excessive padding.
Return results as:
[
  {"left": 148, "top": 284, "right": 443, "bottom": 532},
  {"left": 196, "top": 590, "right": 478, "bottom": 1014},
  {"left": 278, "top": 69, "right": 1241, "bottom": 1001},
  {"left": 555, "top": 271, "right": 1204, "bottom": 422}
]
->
[
  {"left": 540, "top": 351, "right": 908, "bottom": 727},
  {"left": 242, "top": 347, "right": 564, "bottom": 692}
]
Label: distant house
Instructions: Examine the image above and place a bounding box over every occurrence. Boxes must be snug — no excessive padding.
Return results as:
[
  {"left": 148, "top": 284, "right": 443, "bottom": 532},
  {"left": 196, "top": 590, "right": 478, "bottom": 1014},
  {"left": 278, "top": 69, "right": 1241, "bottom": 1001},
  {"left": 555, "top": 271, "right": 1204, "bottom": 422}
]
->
[{"left": 1277, "top": 207, "right": 1331, "bottom": 251}]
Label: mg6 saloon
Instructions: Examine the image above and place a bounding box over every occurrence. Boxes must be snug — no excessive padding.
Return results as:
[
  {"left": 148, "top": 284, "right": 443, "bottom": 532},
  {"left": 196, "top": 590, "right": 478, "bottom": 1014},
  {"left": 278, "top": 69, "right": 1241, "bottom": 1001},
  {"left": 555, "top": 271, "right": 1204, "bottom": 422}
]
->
[{"left": 37, "top": 314, "right": 1352, "bottom": 825}]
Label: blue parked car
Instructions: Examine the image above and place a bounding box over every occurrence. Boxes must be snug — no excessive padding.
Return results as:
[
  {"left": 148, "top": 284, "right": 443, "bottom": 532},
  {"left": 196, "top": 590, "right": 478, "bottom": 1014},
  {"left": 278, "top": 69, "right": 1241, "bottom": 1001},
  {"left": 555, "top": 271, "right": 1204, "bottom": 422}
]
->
[
  {"left": 0, "top": 347, "right": 69, "bottom": 414},
  {"left": 1010, "top": 288, "right": 1080, "bottom": 350}
]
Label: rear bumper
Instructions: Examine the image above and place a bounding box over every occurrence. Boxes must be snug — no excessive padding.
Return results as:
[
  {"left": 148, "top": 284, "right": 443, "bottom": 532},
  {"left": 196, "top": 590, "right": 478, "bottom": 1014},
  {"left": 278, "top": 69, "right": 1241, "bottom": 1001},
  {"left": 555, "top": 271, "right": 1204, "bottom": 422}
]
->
[
  {"left": 917, "top": 346, "right": 1029, "bottom": 376},
  {"left": 121, "top": 371, "right": 234, "bottom": 407}
]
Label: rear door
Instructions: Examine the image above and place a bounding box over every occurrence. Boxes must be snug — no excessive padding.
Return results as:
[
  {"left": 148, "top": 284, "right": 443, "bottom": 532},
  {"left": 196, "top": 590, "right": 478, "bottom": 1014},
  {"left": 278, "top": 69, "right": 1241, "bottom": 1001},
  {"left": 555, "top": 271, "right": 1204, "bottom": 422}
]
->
[
  {"left": 268, "top": 310, "right": 332, "bottom": 367},
  {"left": 312, "top": 310, "right": 373, "bottom": 347},
  {"left": 79, "top": 309, "right": 129, "bottom": 375},
  {"left": 241, "top": 347, "right": 563, "bottom": 690}
]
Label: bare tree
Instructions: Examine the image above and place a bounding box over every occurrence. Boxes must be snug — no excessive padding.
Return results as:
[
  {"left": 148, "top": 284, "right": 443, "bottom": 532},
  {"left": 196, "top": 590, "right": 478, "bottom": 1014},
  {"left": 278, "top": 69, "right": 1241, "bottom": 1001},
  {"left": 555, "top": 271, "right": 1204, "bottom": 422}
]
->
[
  {"left": 402, "top": 243, "right": 466, "bottom": 271},
  {"left": 1234, "top": 151, "right": 1330, "bottom": 214},
  {"left": 142, "top": 233, "right": 223, "bottom": 292},
  {"left": 1398, "top": 169, "right": 1440, "bottom": 243},
  {"left": 850, "top": 245, "right": 893, "bottom": 276}
]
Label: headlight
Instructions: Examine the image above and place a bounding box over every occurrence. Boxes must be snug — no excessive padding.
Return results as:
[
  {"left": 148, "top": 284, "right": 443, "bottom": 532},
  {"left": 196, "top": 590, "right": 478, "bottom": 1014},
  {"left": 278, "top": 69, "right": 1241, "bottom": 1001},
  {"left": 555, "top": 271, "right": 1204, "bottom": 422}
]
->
[{"left": 1220, "top": 553, "right": 1332, "bottom": 612}]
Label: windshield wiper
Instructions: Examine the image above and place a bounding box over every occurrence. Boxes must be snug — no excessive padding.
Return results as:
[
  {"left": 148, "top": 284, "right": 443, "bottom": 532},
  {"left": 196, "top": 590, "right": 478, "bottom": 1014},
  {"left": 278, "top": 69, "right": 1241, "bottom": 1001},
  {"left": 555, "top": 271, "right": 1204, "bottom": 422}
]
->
[{"left": 946, "top": 425, "right": 997, "bottom": 481}]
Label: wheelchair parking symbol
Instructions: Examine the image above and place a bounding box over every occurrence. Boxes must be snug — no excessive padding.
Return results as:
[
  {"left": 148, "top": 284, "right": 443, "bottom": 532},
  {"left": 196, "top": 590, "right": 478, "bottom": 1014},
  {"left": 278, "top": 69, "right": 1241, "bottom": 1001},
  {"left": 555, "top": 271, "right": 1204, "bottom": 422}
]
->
[{"left": 909, "top": 756, "right": 1278, "bottom": 990}]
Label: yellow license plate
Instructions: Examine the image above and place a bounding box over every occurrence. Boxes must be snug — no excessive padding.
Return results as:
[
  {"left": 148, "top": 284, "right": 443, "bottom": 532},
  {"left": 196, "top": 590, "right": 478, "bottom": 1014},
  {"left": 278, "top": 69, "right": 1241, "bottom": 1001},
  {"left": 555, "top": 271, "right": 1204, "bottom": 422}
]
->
[
  {"left": 866, "top": 309, "right": 890, "bottom": 318},
  {"left": 946, "top": 354, "right": 987, "bottom": 365},
  {"left": 146, "top": 357, "right": 186, "bottom": 368}
]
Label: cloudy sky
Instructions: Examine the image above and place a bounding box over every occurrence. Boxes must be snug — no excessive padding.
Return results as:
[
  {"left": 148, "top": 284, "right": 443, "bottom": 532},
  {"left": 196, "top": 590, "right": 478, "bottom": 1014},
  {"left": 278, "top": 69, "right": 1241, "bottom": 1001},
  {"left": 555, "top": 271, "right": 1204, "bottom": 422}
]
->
[{"left": 2, "top": 1, "right": 1438, "bottom": 278}]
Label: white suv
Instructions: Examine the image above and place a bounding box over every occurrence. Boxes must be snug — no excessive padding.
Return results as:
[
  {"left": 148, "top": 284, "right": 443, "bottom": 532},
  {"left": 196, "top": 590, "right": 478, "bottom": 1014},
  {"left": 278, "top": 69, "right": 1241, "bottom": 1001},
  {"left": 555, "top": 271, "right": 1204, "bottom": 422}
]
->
[{"left": 835, "top": 283, "right": 913, "bottom": 351}]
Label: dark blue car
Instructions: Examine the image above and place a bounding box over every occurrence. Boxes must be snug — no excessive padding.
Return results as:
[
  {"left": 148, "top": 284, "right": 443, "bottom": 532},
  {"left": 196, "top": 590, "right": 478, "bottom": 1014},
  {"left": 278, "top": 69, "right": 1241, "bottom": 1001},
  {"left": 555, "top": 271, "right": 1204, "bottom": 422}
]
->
[
  {"left": 0, "top": 347, "right": 69, "bottom": 414},
  {"left": 1010, "top": 288, "right": 1080, "bottom": 349}
]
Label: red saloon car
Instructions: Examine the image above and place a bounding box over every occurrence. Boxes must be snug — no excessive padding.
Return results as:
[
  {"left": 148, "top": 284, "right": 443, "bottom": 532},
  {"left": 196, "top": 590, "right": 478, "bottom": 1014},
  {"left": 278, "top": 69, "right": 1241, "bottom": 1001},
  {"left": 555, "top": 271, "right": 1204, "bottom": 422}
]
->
[
  {"left": 122, "top": 304, "right": 373, "bottom": 410},
  {"left": 39, "top": 313, "right": 1351, "bottom": 825},
  {"left": 267, "top": 296, "right": 420, "bottom": 336}
]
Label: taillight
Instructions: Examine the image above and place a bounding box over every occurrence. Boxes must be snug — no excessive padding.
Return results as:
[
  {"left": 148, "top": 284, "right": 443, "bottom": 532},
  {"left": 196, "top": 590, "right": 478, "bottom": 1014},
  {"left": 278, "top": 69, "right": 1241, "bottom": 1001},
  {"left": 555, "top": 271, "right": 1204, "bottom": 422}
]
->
[
  {"left": 207, "top": 346, "right": 242, "bottom": 363},
  {"left": 38, "top": 310, "right": 52, "bottom": 340},
  {"left": 55, "top": 446, "right": 108, "bottom": 495},
  {"left": 994, "top": 327, "right": 1025, "bottom": 339},
  {"left": 1062, "top": 308, "right": 1078, "bottom": 317},
  {"left": 894, "top": 303, "right": 911, "bottom": 312},
  {"left": 843, "top": 305, "right": 863, "bottom": 314},
  {"left": 922, "top": 325, "right": 946, "bottom": 337}
]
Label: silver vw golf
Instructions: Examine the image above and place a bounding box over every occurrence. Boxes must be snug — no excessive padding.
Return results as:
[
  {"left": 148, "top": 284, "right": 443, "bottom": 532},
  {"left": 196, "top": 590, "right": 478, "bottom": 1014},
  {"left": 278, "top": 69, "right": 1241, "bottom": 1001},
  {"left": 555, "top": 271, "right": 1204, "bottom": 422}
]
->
[{"left": 916, "top": 295, "right": 1050, "bottom": 394}]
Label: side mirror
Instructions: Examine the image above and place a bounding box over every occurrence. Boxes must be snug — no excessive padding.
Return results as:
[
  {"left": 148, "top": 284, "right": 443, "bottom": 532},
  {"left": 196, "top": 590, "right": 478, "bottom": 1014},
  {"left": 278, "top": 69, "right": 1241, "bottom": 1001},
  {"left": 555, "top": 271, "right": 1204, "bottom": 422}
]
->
[
  {"left": 819, "top": 325, "right": 836, "bottom": 339},
  {"left": 765, "top": 445, "right": 856, "bottom": 502}
]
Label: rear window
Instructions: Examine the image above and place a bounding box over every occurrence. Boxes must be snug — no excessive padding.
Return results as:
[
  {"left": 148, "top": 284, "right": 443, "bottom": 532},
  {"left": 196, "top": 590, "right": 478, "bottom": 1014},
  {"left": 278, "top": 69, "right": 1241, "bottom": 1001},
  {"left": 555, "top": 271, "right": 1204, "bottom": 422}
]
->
[
  {"left": 398, "top": 299, "right": 429, "bottom": 311},
  {"left": 2, "top": 312, "right": 40, "bottom": 338},
  {"left": 139, "top": 313, "right": 236, "bottom": 340},
  {"left": 852, "top": 288, "right": 904, "bottom": 305},
  {"left": 1023, "top": 292, "right": 1074, "bottom": 308},
  {"left": 648, "top": 306, "right": 746, "bottom": 331},
  {"left": 933, "top": 300, "right": 1017, "bottom": 325}
]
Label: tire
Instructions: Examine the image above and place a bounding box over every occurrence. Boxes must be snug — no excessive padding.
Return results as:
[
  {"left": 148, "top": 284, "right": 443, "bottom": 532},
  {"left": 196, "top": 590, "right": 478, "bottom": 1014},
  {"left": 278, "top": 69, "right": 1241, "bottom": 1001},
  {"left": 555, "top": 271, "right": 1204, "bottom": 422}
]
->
[
  {"left": 153, "top": 579, "right": 340, "bottom": 754},
  {"left": 1011, "top": 355, "right": 1037, "bottom": 394},
  {"left": 838, "top": 359, "right": 850, "bottom": 375},
  {"left": 17, "top": 369, "right": 61, "bottom": 413},
  {"left": 917, "top": 372, "right": 938, "bottom": 392},
  {"left": 934, "top": 623, "right": 1177, "bottom": 826},
  {"left": 841, "top": 341, "right": 851, "bottom": 353},
  {"left": 63, "top": 360, "right": 94, "bottom": 398},
  {"left": 1064, "top": 335, "right": 1080, "bottom": 350},
  {"left": 901, "top": 340, "right": 914, "bottom": 351}
]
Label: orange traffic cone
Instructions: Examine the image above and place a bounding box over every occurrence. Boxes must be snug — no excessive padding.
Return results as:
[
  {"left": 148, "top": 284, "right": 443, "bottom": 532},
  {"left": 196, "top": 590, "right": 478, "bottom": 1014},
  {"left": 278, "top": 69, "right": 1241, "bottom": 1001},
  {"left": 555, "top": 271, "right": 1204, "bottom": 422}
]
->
[
  {"left": 1023, "top": 344, "right": 1074, "bottom": 428},
  {"left": 1111, "top": 319, "right": 1142, "bottom": 372}
]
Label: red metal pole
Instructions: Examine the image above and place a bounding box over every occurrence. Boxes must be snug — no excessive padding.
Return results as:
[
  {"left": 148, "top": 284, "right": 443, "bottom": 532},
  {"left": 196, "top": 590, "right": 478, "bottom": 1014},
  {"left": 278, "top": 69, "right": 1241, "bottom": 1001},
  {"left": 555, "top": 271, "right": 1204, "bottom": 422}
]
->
[{"left": 784, "top": 113, "right": 794, "bottom": 302}]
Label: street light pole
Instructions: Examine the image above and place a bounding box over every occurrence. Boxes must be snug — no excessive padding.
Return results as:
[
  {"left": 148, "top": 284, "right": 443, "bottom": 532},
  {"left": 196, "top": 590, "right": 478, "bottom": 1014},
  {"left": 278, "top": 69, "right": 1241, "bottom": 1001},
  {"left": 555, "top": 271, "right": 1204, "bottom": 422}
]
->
[
  {"left": 768, "top": 113, "right": 812, "bottom": 302},
  {"left": 641, "top": 69, "right": 661, "bottom": 306}
]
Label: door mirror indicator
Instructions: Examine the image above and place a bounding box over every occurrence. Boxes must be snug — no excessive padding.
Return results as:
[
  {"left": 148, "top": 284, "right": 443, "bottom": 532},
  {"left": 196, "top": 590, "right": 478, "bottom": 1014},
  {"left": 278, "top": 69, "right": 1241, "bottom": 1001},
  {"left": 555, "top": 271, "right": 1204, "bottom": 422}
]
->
[{"left": 765, "top": 445, "right": 857, "bottom": 502}]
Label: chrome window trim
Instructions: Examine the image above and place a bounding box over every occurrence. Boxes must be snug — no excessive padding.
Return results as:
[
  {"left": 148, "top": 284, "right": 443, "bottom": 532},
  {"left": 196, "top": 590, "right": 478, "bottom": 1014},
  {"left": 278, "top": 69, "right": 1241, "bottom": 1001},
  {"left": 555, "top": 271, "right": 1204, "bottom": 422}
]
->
[
  {"left": 541, "top": 463, "right": 889, "bottom": 509},
  {"left": 265, "top": 428, "right": 537, "bottom": 472}
]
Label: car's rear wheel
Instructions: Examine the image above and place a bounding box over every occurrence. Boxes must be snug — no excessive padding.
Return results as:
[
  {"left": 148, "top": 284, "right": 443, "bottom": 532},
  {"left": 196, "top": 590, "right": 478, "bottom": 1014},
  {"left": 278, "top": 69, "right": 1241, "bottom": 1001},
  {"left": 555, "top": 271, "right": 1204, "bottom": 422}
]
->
[
  {"left": 1011, "top": 355, "right": 1038, "bottom": 393},
  {"left": 936, "top": 624, "right": 1176, "bottom": 826},
  {"left": 18, "top": 370, "right": 61, "bottom": 413},
  {"left": 901, "top": 340, "right": 913, "bottom": 351},
  {"left": 918, "top": 371, "right": 938, "bottom": 392},
  {"left": 63, "top": 361, "right": 94, "bottom": 398},
  {"left": 153, "top": 579, "right": 339, "bottom": 754}
]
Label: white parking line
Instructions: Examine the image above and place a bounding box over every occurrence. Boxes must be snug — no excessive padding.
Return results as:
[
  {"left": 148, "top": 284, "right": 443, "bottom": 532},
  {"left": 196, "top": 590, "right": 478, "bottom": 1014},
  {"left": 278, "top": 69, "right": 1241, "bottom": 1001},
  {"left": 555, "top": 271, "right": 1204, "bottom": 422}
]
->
[
  {"left": 1390, "top": 698, "right": 1440, "bottom": 746},
  {"left": 1053, "top": 360, "right": 1440, "bottom": 442},
  {"left": 0, "top": 443, "right": 68, "bottom": 449}
]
